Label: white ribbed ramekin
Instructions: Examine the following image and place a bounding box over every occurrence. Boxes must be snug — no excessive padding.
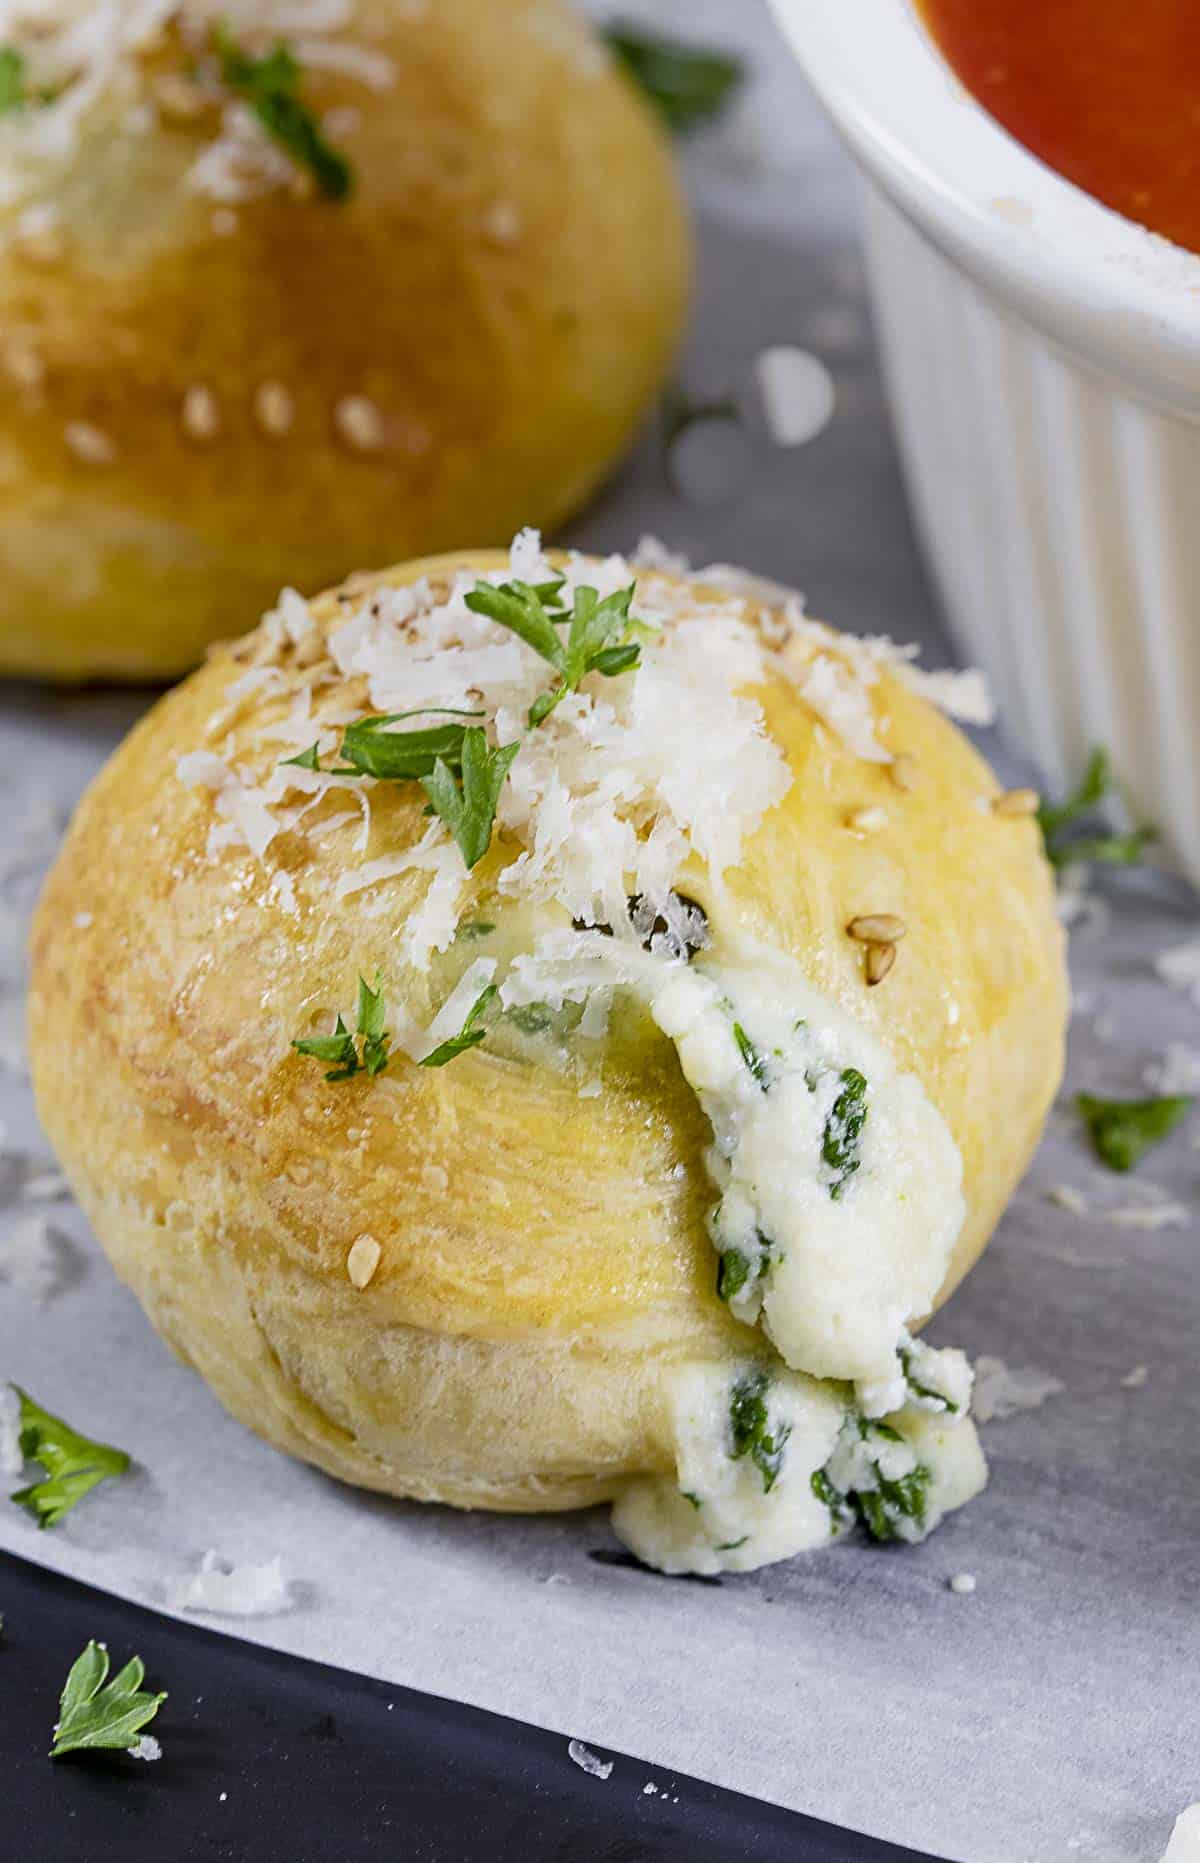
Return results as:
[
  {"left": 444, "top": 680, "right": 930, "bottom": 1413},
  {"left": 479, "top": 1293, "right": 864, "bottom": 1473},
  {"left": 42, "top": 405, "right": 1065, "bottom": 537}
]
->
[{"left": 769, "top": 0, "right": 1200, "bottom": 884}]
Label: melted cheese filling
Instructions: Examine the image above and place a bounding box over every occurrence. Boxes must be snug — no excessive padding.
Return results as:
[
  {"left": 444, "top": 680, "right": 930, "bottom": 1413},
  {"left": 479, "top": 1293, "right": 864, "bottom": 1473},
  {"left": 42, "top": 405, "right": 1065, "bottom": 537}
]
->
[
  {"left": 651, "top": 944, "right": 965, "bottom": 1405},
  {"left": 500, "top": 924, "right": 986, "bottom": 1575},
  {"left": 612, "top": 1359, "right": 987, "bottom": 1577}
]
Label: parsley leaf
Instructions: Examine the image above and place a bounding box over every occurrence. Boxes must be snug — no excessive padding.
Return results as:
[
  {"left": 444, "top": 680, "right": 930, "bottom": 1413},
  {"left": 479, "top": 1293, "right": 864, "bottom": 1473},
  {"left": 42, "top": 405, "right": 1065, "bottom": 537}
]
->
[
  {"left": 533, "top": 583, "right": 641, "bottom": 726},
  {"left": 293, "top": 975, "right": 390, "bottom": 1081},
  {"left": 215, "top": 28, "right": 353, "bottom": 199},
  {"left": 728, "top": 1370, "right": 790, "bottom": 1493},
  {"left": 466, "top": 578, "right": 642, "bottom": 727},
  {"left": 420, "top": 728, "right": 519, "bottom": 871},
  {"left": 822, "top": 1067, "right": 868, "bottom": 1200},
  {"left": 280, "top": 742, "right": 322, "bottom": 771},
  {"left": 1037, "top": 747, "right": 1155, "bottom": 870},
  {"left": 419, "top": 984, "right": 500, "bottom": 1068},
  {"left": 603, "top": 24, "right": 744, "bottom": 132},
  {"left": 293, "top": 1012, "right": 358, "bottom": 1080},
  {"left": 355, "top": 974, "right": 390, "bottom": 1076},
  {"left": 464, "top": 579, "right": 567, "bottom": 667},
  {"left": 0, "top": 45, "right": 26, "bottom": 114},
  {"left": 1076, "top": 1092, "right": 1193, "bottom": 1173},
  {"left": 10, "top": 1388, "right": 130, "bottom": 1530},
  {"left": 51, "top": 1641, "right": 166, "bottom": 1759},
  {"left": 338, "top": 710, "right": 483, "bottom": 781}
]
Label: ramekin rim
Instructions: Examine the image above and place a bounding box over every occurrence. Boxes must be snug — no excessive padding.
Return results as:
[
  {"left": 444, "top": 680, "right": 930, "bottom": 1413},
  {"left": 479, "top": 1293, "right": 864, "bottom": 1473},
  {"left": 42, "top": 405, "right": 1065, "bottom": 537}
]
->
[{"left": 767, "top": 0, "right": 1200, "bottom": 407}]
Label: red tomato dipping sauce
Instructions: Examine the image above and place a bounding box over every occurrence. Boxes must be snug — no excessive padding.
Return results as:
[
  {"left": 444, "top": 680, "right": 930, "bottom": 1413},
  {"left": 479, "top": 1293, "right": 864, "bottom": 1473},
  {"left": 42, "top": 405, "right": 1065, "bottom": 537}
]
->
[{"left": 917, "top": 0, "right": 1200, "bottom": 256}]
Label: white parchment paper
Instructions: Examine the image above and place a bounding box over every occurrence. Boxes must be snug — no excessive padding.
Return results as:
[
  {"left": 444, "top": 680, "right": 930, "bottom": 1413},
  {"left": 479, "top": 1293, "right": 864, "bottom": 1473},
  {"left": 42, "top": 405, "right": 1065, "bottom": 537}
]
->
[{"left": 0, "top": 6, "right": 1197, "bottom": 1860}]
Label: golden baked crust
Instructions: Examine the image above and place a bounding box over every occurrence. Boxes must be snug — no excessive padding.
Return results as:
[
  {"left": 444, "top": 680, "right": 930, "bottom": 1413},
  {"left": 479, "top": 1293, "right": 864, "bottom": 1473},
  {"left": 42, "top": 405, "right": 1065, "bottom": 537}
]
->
[
  {"left": 28, "top": 549, "right": 1067, "bottom": 1510},
  {"left": 0, "top": 2, "right": 688, "bottom": 680}
]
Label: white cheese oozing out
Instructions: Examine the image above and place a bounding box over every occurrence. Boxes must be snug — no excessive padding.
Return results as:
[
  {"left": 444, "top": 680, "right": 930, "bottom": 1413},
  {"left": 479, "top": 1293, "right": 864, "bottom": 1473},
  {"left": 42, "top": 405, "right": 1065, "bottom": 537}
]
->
[
  {"left": 649, "top": 943, "right": 966, "bottom": 1408},
  {"left": 502, "top": 926, "right": 985, "bottom": 1574},
  {"left": 613, "top": 1362, "right": 844, "bottom": 1577},
  {"left": 613, "top": 1358, "right": 987, "bottom": 1577}
]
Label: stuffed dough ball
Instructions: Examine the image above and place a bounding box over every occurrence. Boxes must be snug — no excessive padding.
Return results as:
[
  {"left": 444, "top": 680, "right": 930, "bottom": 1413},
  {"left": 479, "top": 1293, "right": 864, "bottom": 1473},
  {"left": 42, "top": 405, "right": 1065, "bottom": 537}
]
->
[
  {"left": 30, "top": 537, "right": 1067, "bottom": 1574},
  {"left": 0, "top": 1, "right": 688, "bottom": 680}
]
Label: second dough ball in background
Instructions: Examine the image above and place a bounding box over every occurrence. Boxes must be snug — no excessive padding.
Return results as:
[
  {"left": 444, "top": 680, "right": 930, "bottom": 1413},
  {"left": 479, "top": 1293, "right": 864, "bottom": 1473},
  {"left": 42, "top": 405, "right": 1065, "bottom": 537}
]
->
[{"left": 0, "top": 0, "right": 690, "bottom": 679}]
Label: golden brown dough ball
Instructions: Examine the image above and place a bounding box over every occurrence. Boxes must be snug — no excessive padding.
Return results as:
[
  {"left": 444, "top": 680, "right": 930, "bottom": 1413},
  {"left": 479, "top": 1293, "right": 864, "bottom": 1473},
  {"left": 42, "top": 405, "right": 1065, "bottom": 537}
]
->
[
  {"left": 0, "top": 2, "right": 688, "bottom": 679},
  {"left": 29, "top": 546, "right": 1066, "bottom": 1537}
]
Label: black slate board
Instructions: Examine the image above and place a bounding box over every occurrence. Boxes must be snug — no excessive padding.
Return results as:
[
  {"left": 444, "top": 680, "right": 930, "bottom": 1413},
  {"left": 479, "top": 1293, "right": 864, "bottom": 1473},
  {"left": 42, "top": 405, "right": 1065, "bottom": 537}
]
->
[{"left": 0, "top": 1550, "right": 951, "bottom": 1863}]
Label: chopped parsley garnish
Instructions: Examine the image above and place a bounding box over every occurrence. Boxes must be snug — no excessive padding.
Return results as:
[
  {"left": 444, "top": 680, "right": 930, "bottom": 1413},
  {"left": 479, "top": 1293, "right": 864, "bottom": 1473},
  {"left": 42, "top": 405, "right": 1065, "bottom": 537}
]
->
[
  {"left": 293, "top": 974, "right": 390, "bottom": 1081},
  {"left": 338, "top": 710, "right": 484, "bottom": 781},
  {"left": 9, "top": 1388, "right": 130, "bottom": 1530},
  {"left": 215, "top": 27, "right": 353, "bottom": 199},
  {"left": 465, "top": 577, "right": 643, "bottom": 727},
  {"left": 280, "top": 742, "right": 322, "bottom": 771},
  {"left": 1037, "top": 747, "right": 1155, "bottom": 871},
  {"left": 732, "top": 1021, "right": 768, "bottom": 1090},
  {"left": 822, "top": 1067, "right": 868, "bottom": 1199},
  {"left": 419, "top": 984, "right": 500, "bottom": 1068},
  {"left": 51, "top": 1641, "right": 166, "bottom": 1759},
  {"left": 1076, "top": 1091, "right": 1193, "bottom": 1173},
  {"left": 728, "top": 1370, "right": 790, "bottom": 1493},
  {"left": 421, "top": 728, "right": 520, "bottom": 871},
  {"left": 333, "top": 712, "right": 514, "bottom": 872},
  {"left": 603, "top": 24, "right": 744, "bottom": 133},
  {"left": 0, "top": 46, "right": 27, "bottom": 114}
]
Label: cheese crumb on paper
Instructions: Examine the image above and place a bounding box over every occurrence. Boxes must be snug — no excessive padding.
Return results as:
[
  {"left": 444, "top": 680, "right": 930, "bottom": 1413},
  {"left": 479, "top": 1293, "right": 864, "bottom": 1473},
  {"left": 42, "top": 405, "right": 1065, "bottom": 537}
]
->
[
  {"left": 972, "top": 1357, "right": 1064, "bottom": 1424},
  {"left": 168, "top": 1550, "right": 291, "bottom": 1618},
  {"left": 567, "top": 1739, "right": 613, "bottom": 1781}
]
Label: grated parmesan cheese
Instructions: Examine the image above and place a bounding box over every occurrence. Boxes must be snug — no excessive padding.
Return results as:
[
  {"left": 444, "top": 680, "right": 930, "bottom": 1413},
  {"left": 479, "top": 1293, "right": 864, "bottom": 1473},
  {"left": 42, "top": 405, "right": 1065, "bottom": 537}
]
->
[
  {"left": 972, "top": 1356, "right": 1064, "bottom": 1423},
  {"left": 178, "top": 531, "right": 1005, "bottom": 970},
  {"left": 797, "top": 652, "right": 891, "bottom": 763},
  {"left": 1145, "top": 1044, "right": 1200, "bottom": 1096},
  {"left": 0, "top": 1212, "right": 74, "bottom": 1302},
  {"left": 1105, "top": 1201, "right": 1189, "bottom": 1232},
  {"left": 1155, "top": 941, "right": 1200, "bottom": 1008},
  {"left": 567, "top": 1739, "right": 613, "bottom": 1781},
  {"left": 0, "top": 1, "right": 392, "bottom": 213},
  {"left": 168, "top": 1548, "right": 291, "bottom": 1616}
]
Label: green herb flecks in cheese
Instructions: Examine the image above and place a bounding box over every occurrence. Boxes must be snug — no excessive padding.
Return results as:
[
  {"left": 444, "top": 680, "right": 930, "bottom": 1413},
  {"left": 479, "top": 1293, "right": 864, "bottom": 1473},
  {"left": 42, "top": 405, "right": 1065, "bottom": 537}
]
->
[{"left": 612, "top": 1356, "right": 986, "bottom": 1576}]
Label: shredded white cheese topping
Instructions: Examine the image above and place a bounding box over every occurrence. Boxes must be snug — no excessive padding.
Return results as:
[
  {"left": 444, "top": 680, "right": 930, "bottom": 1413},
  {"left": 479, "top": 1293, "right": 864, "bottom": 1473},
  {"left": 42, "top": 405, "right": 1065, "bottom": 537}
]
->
[
  {"left": 972, "top": 1356, "right": 1065, "bottom": 1423},
  {"left": 0, "top": 0, "right": 389, "bottom": 210},
  {"left": 180, "top": 531, "right": 994, "bottom": 971},
  {"left": 167, "top": 1548, "right": 291, "bottom": 1616}
]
